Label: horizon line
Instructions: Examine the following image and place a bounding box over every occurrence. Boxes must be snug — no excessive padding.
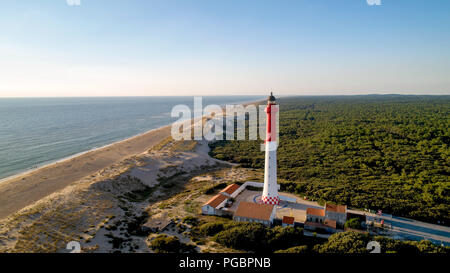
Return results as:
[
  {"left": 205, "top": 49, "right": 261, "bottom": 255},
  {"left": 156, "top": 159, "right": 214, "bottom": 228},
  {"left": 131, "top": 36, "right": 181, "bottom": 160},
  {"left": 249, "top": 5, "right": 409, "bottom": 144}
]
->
[{"left": 1, "top": 93, "right": 450, "bottom": 99}]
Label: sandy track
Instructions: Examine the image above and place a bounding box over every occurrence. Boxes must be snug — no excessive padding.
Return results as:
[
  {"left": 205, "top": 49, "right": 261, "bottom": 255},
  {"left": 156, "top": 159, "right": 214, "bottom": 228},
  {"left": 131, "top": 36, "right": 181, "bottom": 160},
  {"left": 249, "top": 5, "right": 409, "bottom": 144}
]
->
[{"left": 0, "top": 125, "right": 171, "bottom": 219}]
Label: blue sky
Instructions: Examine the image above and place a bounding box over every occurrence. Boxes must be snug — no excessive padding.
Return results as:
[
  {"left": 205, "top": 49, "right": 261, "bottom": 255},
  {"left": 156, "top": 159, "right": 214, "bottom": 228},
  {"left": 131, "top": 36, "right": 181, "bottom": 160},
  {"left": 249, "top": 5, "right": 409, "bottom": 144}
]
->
[{"left": 0, "top": 0, "right": 449, "bottom": 97}]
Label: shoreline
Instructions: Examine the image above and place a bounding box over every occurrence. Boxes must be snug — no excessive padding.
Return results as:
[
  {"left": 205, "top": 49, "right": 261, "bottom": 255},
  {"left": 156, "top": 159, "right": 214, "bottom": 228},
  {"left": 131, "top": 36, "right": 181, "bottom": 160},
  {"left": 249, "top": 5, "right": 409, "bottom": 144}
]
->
[
  {"left": 0, "top": 125, "right": 170, "bottom": 184},
  {"left": 0, "top": 124, "right": 172, "bottom": 220},
  {"left": 0, "top": 98, "right": 264, "bottom": 220},
  {"left": 0, "top": 97, "right": 264, "bottom": 184}
]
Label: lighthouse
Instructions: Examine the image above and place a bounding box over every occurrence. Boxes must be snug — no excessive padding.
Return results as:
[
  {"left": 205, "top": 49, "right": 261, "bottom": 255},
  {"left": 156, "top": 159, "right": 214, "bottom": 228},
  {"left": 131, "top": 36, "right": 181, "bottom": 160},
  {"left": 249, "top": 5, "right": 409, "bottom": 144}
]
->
[{"left": 261, "top": 92, "right": 279, "bottom": 205}]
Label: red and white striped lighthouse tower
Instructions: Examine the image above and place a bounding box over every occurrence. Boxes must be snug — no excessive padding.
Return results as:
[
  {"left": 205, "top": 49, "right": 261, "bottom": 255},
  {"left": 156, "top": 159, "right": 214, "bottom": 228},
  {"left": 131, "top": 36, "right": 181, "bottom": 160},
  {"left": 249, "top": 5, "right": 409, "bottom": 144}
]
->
[{"left": 261, "top": 92, "right": 279, "bottom": 205}]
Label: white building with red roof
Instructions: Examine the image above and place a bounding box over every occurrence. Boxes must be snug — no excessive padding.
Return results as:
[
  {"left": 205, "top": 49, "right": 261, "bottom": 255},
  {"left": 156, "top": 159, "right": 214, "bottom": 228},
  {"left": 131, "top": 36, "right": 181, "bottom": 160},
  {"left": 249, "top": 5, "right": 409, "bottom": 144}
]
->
[
  {"left": 304, "top": 203, "right": 347, "bottom": 233},
  {"left": 325, "top": 203, "right": 347, "bottom": 227},
  {"left": 201, "top": 193, "right": 228, "bottom": 215},
  {"left": 233, "top": 201, "right": 275, "bottom": 227}
]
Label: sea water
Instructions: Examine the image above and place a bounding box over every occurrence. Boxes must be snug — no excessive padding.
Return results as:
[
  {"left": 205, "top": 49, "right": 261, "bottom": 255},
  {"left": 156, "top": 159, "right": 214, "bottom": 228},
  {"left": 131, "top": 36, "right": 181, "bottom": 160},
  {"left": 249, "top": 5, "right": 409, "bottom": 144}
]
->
[{"left": 0, "top": 96, "right": 263, "bottom": 180}]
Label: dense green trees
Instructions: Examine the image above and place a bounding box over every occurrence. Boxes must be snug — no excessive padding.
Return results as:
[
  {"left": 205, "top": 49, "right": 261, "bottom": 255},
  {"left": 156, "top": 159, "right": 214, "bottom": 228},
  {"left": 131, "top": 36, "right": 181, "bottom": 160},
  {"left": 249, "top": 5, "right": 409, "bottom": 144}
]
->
[
  {"left": 313, "top": 232, "right": 371, "bottom": 253},
  {"left": 204, "top": 223, "right": 449, "bottom": 253},
  {"left": 274, "top": 245, "right": 308, "bottom": 253},
  {"left": 266, "top": 226, "right": 304, "bottom": 251},
  {"left": 372, "top": 235, "right": 448, "bottom": 254},
  {"left": 194, "top": 221, "right": 449, "bottom": 253},
  {"left": 345, "top": 218, "right": 363, "bottom": 230},
  {"left": 197, "top": 222, "right": 226, "bottom": 236},
  {"left": 195, "top": 222, "right": 319, "bottom": 252},
  {"left": 313, "top": 232, "right": 450, "bottom": 254},
  {"left": 214, "top": 223, "right": 268, "bottom": 251},
  {"left": 182, "top": 216, "right": 199, "bottom": 226},
  {"left": 150, "top": 234, "right": 183, "bottom": 253},
  {"left": 210, "top": 95, "right": 450, "bottom": 224}
]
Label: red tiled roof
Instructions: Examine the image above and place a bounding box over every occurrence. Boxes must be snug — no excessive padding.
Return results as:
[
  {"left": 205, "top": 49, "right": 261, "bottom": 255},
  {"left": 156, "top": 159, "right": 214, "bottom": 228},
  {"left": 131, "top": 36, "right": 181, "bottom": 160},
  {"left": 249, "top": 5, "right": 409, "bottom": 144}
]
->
[
  {"left": 220, "top": 184, "right": 240, "bottom": 195},
  {"left": 204, "top": 194, "right": 227, "bottom": 209},
  {"left": 325, "top": 203, "right": 347, "bottom": 214},
  {"left": 234, "top": 202, "right": 274, "bottom": 221},
  {"left": 306, "top": 207, "right": 325, "bottom": 217},
  {"left": 282, "top": 216, "right": 295, "bottom": 225}
]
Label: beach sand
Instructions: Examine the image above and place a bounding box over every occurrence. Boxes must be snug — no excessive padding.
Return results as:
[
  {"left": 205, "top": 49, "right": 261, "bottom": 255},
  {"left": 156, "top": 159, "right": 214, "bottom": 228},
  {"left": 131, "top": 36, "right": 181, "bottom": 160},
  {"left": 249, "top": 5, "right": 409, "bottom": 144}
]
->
[
  {"left": 0, "top": 99, "right": 264, "bottom": 252},
  {"left": 0, "top": 135, "right": 251, "bottom": 252},
  {"left": 0, "top": 125, "right": 171, "bottom": 220}
]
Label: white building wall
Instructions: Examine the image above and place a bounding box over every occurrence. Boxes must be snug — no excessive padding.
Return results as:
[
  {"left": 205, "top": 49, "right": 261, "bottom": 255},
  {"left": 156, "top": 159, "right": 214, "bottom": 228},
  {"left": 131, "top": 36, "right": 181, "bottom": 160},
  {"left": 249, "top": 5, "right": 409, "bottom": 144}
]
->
[
  {"left": 307, "top": 214, "right": 325, "bottom": 223},
  {"left": 233, "top": 216, "right": 271, "bottom": 227},
  {"left": 325, "top": 211, "right": 346, "bottom": 226},
  {"left": 244, "top": 181, "right": 264, "bottom": 188},
  {"left": 269, "top": 208, "right": 276, "bottom": 222},
  {"left": 202, "top": 198, "right": 228, "bottom": 215},
  {"left": 201, "top": 205, "right": 215, "bottom": 215}
]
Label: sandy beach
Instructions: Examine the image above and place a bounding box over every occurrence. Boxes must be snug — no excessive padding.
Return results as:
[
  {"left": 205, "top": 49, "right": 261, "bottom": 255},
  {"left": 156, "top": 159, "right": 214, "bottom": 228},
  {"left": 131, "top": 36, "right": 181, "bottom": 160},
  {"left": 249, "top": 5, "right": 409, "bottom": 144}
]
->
[
  {"left": 0, "top": 98, "right": 262, "bottom": 211},
  {"left": 0, "top": 99, "right": 263, "bottom": 252},
  {"left": 0, "top": 125, "right": 171, "bottom": 220},
  {"left": 0, "top": 131, "right": 254, "bottom": 252}
]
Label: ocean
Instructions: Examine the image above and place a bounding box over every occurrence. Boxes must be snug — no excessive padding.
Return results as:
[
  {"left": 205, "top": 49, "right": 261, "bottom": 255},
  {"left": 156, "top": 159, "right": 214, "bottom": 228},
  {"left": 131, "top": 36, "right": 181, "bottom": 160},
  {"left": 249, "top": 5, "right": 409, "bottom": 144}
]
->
[{"left": 0, "top": 96, "right": 263, "bottom": 180}]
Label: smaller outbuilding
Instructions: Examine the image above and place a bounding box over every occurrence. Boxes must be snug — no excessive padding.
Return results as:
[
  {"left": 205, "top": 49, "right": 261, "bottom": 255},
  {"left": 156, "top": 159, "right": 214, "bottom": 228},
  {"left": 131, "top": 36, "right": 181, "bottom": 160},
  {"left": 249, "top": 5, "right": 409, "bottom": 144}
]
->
[
  {"left": 306, "top": 207, "right": 325, "bottom": 223},
  {"left": 282, "top": 216, "right": 295, "bottom": 227},
  {"left": 305, "top": 204, "right": 346, "bottom": 233},
  {"left": 202, "top": 194, "right": 228, "bottom": 215},
  {"left": 325, "top": 203, "right": 347, "bottom": 227}
]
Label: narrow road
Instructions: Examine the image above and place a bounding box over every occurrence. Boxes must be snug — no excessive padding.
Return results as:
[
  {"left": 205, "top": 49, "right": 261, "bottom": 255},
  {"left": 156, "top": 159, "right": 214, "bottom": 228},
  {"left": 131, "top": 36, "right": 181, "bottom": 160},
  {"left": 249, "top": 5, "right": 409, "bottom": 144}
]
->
[{"left": 380, "top": 215, "right": 450, "bottom": 246}]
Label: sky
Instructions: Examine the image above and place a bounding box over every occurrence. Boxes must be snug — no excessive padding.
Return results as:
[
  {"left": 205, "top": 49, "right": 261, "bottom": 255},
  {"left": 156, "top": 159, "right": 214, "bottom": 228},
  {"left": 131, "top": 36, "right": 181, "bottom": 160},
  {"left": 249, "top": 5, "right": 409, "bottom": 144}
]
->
[{"left": 0, "top": 0, "right": 449, "bottom": 97}]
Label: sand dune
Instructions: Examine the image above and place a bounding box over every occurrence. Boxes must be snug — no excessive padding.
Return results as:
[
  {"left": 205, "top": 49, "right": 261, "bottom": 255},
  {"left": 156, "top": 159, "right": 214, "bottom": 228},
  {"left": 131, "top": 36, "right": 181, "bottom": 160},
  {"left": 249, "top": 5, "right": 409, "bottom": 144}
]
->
[{"left": 0, "top": 125, "right": 171, "bottom": 220}]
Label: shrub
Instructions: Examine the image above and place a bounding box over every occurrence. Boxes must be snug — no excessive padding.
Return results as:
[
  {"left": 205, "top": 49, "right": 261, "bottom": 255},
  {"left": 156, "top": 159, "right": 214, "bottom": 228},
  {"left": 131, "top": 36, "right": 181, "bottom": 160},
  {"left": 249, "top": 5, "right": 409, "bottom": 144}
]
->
[
  {"left": 150, "top": 234, "right": 198, "bottom": 253},
  {"left": 275, "top": 245, "right": 308, "bottom": 253},
  {"left": 267, "top": 226, "right": 304, "bottom": 251},
  {"left": 198, "top": 222, "right": 225, "bottom": 236},
  {"left": 182, "top": 216, "right": 199, "bottom": 226},
  {"left": 176, "top": 223, "right": 187, "bottom": 232},
  {"left": 313, "top": 231, "right": 370, "bottom": 253},
  {"left": 150, "top": 235, "right": 182, "bottom": 253},
  {"left": 345, "top": 218, "right": 362, "bottom": 230},
  {"left": 373, "top": 236, "right": 449, "bottom": 254},
  {"left": 126, "top": 212, "right": 150, "bottom": 236},
  {"left": 214, "top": 223, "right": 268, "bottom": 252}
]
